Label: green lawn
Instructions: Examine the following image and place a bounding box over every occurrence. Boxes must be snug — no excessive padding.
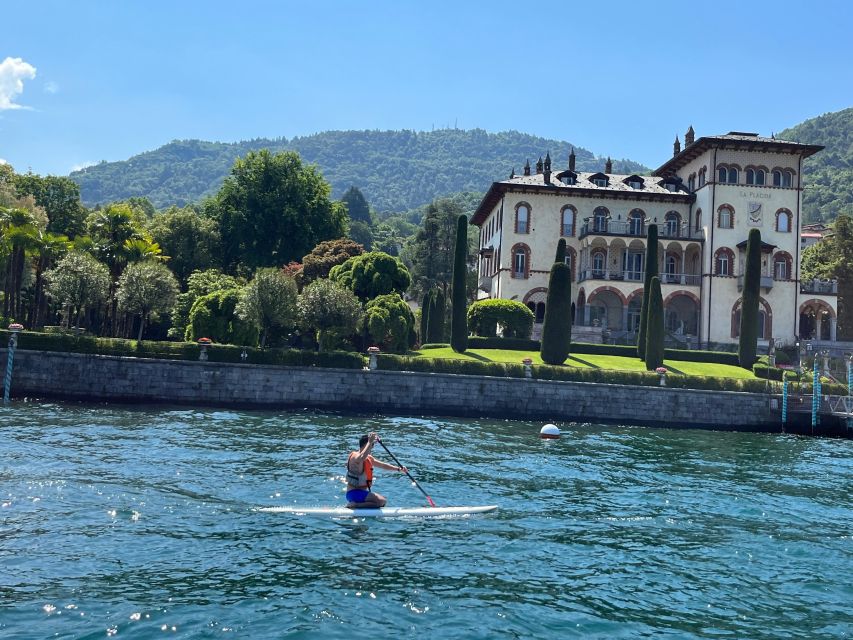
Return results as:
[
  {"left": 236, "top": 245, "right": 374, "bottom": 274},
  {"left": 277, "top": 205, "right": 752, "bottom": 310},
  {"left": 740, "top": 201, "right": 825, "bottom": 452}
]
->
[{"left": 412, "top": 347, "right": 756, "bottom": 380}]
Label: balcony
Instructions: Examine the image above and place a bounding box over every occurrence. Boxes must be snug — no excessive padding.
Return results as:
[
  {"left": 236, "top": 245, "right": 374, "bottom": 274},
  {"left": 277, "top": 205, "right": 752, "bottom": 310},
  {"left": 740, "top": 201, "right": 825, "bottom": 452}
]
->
[
  {"left": 737, "top": 275, "right": 774, "bottom": 291},
  {"left": 578, "top": 269, "right": 700, "bottom": 286},
  {"left": 800, "top": 279, "right": 837, "bottom": 295},
  {"left": 579, "top": 220, "right": 705, "bottom": 241}
]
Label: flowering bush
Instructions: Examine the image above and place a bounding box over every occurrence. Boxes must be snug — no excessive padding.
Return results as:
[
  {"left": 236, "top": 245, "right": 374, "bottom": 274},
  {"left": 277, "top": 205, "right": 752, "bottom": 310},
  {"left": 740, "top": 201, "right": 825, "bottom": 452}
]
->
[{"left": 655, "top": 367, "right": 667, "bottom": 375}]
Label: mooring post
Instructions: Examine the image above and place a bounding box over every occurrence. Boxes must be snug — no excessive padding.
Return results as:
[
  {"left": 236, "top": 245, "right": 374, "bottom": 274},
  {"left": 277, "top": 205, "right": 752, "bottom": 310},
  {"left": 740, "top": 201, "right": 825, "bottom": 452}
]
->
[
  {"left": 782, "top": 379, "right": 788, "bottom": 427},
  {"left": 4, "top": 323, "right": 23, "bottom": 405},
  {"left": 811, "top": 358, "right": 820, "bottom": 432}
]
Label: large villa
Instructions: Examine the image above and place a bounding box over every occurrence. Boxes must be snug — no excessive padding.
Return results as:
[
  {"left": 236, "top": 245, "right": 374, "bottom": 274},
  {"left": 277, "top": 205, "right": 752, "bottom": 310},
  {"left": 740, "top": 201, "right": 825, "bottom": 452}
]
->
[{"left": 471, "top": 129, "right": 838, "bottom": 349}]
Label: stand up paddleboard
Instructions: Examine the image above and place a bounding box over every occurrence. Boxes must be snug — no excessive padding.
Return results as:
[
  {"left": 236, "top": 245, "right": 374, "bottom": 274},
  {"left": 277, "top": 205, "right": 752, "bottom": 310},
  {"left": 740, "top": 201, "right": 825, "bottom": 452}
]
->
[{"left": 256, "top": 505, "right": 498, "bottom": 518}]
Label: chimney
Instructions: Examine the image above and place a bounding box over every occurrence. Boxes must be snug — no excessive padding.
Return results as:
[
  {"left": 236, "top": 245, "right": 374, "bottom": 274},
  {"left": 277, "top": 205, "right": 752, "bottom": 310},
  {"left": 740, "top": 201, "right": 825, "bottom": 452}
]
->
[
  {"left": 523, "top": 159, "right": 531, "bottom": 176},
  {"left": 536, "top": 156, "right": 543, "bottom": 174},
  {"left": 510, "top": 167, "right": 515, "bottom": 179},
  {"left": 605, "top": 157, "right": 612, "bottom": 173},
  {"left": 685, "top": 125, "right": 695, "bottom": 146},
  {"left": 673, "top": 135, "right": 681, "bottom": 156},
  {"left": 569, "top": 147, "right": 576, "bottom": 172},
  {"left": 544, "top": 151, "right": 551, "bottom": 172}
]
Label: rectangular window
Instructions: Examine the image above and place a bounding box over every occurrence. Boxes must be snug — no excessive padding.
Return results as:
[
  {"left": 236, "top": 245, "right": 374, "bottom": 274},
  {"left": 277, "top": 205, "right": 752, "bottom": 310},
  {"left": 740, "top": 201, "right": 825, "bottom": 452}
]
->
[
  {"left": 513, "top": 252, "right": 526, "bottom": 277},
  {"left": 594, "top": 178, "right": 608, "bottom": 187}
]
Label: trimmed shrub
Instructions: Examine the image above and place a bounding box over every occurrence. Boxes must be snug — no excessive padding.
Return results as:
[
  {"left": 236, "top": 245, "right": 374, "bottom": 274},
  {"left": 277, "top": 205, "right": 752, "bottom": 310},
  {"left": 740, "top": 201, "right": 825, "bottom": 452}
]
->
[
  {"left": 638, "top": 224, "right": 658, "bottom": 359},
  {"left": 186, "top": 288, "right": 258, "bottom": 346},
  {"left": 664, "top": 348, "right": 740, "bottom": 366},
  {"left": 362, "top": 293, "right": 416, "bottom": 353},
  {"left": 450, "top": 215, "right": 469, "bottom": 353},
  {"left": 739, "top": 228, "right": 762, "bottom": 368},
  {"left": 555, "top": 238, "right": 566, "bottom": 263},
  {"left": 467, "top": 298, "right": 534, "bottom": 339},
  {"left": 644, "top": 276, "right": 665, "bottom": 370},
  {"left": 540, "top": 262, "right": 572, "bottom": 365},
  {"left": 420, "top": 343, "right": 450, "bottom": 349}
]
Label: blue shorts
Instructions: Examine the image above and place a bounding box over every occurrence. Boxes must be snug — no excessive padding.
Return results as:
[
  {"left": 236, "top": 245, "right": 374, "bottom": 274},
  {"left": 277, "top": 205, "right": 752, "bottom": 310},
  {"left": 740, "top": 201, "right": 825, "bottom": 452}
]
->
[{"left": 346, "top": 489, "right": 371, "bottom": 503}]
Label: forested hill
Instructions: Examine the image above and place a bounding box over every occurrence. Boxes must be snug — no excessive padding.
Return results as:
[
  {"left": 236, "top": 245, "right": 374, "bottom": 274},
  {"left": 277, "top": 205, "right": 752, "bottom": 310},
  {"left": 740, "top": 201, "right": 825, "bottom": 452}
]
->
[
  {"left": 69, "top": 129, "right": 648, "bottom": 213},
  {"left": 779, "top": 107, "right": 853, "bottom": 223}
]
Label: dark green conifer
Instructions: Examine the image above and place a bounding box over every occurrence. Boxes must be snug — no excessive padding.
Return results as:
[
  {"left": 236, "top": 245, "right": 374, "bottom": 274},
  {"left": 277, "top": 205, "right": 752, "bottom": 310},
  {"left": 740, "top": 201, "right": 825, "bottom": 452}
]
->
[
  {"left": 540, "top": 262, "right": 572, "bottom": 365},
  {"left": 429, "top": 288, "right": 446, "bottom": 343},
  {"left": 738, "top": 228, "right": 762, "bottom": 368},
  {"left": 644, "top": 276, "right": 665, "bottom": 370},
  {"left": 420, "top": 289, "right": 432, "bottom": 344},
  {"left": 555, "top": 238, "right": 566, "bottom": 263},
  {"left": 638, "top": 223, "right": 658, "bottom": 359},
  {"left": 450, "top": 215, "right": 469, "bottom": 352}
]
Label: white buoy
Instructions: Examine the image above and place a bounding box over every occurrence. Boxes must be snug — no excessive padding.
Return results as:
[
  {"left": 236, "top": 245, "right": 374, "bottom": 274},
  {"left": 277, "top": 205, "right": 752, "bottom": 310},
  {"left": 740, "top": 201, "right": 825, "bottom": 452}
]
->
[{"left": 539, "top": 423, "right": 560, "bottom": 439}]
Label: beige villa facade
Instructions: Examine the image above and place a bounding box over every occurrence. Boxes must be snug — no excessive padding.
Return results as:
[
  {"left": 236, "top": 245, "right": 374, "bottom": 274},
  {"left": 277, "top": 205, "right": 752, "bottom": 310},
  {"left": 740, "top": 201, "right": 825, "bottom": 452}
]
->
[{"left": 471, "top": 130, "right": 837, "bottom": 348}]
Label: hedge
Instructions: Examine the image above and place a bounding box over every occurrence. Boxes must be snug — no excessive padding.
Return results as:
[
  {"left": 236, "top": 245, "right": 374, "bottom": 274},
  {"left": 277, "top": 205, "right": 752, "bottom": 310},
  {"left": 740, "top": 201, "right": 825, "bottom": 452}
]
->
[
  {"left": 467, "top": 336, "right": 540, "bottom": 350},
  {"left": 0, "top": 329, "right": 365, "bottom": 369},
  {"left": 376, "top": 353, "right": 788, "bottom": 393}
]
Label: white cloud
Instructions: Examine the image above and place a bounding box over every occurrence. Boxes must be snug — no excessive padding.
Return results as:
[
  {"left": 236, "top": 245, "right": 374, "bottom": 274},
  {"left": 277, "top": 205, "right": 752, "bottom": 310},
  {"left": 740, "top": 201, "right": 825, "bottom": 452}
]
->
[
  {"left": 0, "top": 158, "right": 7, "bottom": 164},
  {"left": 0, "top": 57, "right": 37, "bottom": 110},
  {"left": 70, "top": 161, "right": 96, "bottom": 173},
  {"left": 44, "top": 81, "right": 59, "bottom": 94}
]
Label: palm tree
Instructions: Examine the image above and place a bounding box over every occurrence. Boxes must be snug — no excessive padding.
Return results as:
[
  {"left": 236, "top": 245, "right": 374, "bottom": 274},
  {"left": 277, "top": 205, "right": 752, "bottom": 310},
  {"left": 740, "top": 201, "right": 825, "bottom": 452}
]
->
[
  {"left": 0, "top": 207, "right": 40, "bottom": 320},
  {"left": 29, "top": 229, "right": 71, "bottom": 327}
]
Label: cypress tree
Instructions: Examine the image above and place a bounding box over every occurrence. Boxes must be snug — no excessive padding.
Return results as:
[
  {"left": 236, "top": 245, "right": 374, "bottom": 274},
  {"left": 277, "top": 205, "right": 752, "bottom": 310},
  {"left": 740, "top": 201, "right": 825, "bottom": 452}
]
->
[
  {"left": 429, "top": 288, "right": 446, "bottom": 343},
  {"left": 540, "top": 262, "right": 573, "bottom": 365},
  {"left": 637, "top": 223, "right": 659, "bottom": 359},
  {"left": 644, "top": 276, "right": 665, "bottom": 371},
  {"left": 555, "top": 238, "right": 566, "bottom": 263},
  {"left": 738, "top": 228, "right": 762, "bottom": 368},
  {"left": 450, "top": 215, "right": 469, "bottom": 353},
  {"left": 420, "top": 289, "right": 432, "bottom": 344}
]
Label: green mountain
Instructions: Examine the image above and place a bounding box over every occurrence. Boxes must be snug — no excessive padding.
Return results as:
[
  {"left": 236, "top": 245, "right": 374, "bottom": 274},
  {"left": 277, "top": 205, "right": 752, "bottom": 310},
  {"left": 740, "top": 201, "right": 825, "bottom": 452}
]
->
[
  {"left": 779, "top": 107, "right": 853, "bottom": 223},
  {"left": 69, "top": 129, "right": 648, "bottom": 213}
]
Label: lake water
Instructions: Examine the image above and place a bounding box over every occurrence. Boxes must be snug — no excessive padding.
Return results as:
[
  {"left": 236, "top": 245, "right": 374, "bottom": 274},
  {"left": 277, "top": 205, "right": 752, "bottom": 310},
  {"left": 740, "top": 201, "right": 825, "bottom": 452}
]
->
[{"left": 1, "top": 402, "right": 851, "bottom": 639}]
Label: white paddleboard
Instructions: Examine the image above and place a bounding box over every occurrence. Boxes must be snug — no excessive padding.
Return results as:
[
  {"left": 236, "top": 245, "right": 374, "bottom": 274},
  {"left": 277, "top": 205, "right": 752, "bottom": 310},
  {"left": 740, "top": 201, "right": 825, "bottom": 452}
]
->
[{"left": 256, "top": 505, "right": 498, "bottom": 518}]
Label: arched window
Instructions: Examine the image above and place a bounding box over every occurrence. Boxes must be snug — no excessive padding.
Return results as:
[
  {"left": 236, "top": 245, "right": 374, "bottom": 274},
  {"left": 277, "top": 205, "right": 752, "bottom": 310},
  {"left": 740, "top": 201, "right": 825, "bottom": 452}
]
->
[
  {"left": 698, "top": 168, "right": 706, "bottom": 187},
  {"left": 718, "top": 205, "right": 734, "bottom": 229},
  {"left": 746, "top": 168, "right": 766, "bottom": 186},
  {"left": 732, "top": 298, "right": 771, "bottom": 339},
  {"left": 591, "top": 249, "right": 606, "bottom": 277},
  {"left": 593, "top": 207, "right": 609, "bottom": 233},
  {"left": 718, "top": 166, "right": 727, "bottom": 183},
  {"left": 773, "top": 169, "right": 795, "bottom": 187},
  {"left": 628, "top": 209, "right": 645, "bottom": 235},
  {"left": 728, "top": 167, "right": 739, "bottom": 184},
  {"left": 515, "top": 203, "right": 530, "bottom": 234},
  {"left": 565, "top": 247, "right": 577, "bottom": 281},
  {"left": 774, "top": 252, "right": 793, "bottom": 280},
  {"left": 695, "top": 208, "right": 702, "bottom": 232},
  {"left": 664, "top": 211, "right": 681, "bottom": 237},
  {"left": 776, "top": 209, "right": 792, "bottom": 233},
  {"left": 511, "top": 243, "right": 530, "bottom": 278},
  {"left": 561, "top": 206, "right": 576, "bottom": 236},
  {"left": 715, "top": 248, "right": 734, "bottom": 276},
  {"left": 665, "top": 253, "right": 679, "bottom": 283}
]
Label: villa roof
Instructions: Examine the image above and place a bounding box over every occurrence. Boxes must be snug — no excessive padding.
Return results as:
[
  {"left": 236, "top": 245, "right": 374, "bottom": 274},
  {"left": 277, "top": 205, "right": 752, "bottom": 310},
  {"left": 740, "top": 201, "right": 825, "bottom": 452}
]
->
[
  {"left": 471, "top": 171, "right": 693, "bottom": 226},
  {"left": 654, "top": 132, "right": 824, "bottom": 176}
]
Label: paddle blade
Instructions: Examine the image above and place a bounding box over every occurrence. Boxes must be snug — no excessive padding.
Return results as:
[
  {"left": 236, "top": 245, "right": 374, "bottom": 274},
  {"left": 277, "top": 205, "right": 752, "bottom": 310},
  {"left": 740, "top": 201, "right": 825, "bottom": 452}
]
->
[{"left": 427, "top": 496, "right": 437, "bottom": 508}]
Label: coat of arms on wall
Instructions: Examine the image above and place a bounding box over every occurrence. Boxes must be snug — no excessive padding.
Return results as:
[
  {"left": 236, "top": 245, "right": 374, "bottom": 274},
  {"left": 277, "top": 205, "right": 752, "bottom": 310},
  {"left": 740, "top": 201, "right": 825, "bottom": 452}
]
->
[{"left": 747, "top": 202, "right": 762, "bottom": 226}]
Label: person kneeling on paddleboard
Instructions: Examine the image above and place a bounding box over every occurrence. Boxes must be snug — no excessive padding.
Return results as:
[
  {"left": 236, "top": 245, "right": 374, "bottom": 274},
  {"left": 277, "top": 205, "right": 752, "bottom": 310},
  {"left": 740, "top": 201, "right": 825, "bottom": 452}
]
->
[{"left": 346, "top": 432, "right": 406, "bottom": 508}]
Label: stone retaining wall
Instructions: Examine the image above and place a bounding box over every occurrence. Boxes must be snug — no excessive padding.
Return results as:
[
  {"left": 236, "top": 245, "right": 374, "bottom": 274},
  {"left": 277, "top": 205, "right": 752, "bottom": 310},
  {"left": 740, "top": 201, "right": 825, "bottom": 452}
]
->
[{"left": 1, "top": 349, "right": 781, "bottom": 430}]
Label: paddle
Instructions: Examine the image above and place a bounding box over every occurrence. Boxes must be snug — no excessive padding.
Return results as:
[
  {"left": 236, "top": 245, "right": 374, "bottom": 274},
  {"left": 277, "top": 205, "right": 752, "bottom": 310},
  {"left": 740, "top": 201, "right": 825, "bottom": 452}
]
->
[{"left": 377, "top": 439, "right": 437, "bottom": 507}]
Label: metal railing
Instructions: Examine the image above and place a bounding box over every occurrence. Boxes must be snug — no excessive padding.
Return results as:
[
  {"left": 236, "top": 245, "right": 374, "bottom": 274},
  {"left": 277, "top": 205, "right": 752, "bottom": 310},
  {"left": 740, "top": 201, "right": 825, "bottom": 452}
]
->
[
  {"left": 579, "top": 220, "right": 704, "bottom": 241},
  {"left": 800, "top": 279, "right": 838, "bottom": 294},
  {"left": 737, "top": 274, "right": 775, "bottom": 290},
  {"left": 578, "top": 269, "right": 700, "bottom": 285}
]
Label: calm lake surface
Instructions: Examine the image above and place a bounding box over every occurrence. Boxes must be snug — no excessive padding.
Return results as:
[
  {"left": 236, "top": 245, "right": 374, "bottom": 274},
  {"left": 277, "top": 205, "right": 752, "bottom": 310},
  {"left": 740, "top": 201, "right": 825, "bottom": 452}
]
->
[{"left": 1, "top": 402, "right": 851, "bottom": 639}]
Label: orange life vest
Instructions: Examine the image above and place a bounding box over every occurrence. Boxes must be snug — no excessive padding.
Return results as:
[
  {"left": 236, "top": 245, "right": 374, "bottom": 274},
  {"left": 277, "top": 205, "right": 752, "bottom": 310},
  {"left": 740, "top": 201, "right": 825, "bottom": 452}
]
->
[{"left": 346, "top": 455, "right": 373, "bottom": 489}]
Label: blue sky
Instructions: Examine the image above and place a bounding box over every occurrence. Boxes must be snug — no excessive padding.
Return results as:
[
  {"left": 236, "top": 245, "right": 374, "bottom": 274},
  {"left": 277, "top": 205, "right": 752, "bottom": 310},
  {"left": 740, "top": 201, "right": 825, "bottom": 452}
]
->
[{"left": 2, "top": 0, "right": 852, "bottom": 177}]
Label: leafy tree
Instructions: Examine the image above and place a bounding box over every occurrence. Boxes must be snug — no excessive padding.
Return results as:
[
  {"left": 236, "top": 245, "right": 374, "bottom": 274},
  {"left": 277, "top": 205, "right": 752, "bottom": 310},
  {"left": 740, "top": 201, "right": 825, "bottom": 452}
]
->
[
  {"left": 404, "top": 198, "right": 461, "bottom": 299},
  {"left": 540, "top": 262, "right": 572, "bottom": 365},
  {"left": 801, "top": 237, "right": 837, "bottom": 281},
  {"left": 428, "top": 288, "right": 446, "bottom": 343},
  {"left": 644, "top": 276, "right": 665, "bottom": 371},
  {"left": 297, "top": 279, "right": 362, "bottom": 351},
  {"left": 362, "top": 293, "right": 415, "bottom": 353},
  {"left": 44, "top": 251, "right": 110, "bottom": 329},
  {"left": 186, "top": 288, "right": 257, "bottom": 345},
  {"left": 0, "top": 207, "right": 40, "bottom": 319},
  {"left": 14, "top": 173, "right": 87, "bottom": 238},
  {"left": 467, "top": 299, "right": 534, "bottom": 338},
  {"left": 29, "top": 229, "right": 71, "bottom": 327},
  {"left": 738, "top": 228, "right": 762, "bottom": 368},
  {"left": 341, "top": 186, "right": 372, "bottom": 224},
  {"left": 348, "top": 220, "right": 374, "bottom": 250},
  {"left": 116, "top": 261, "right": 179, "bottom": 342},
  {"left": 236, "top": 268, "right": 298, "bottom": 348},
  {"left": 301, "top": 238, "right": 365, "bottom": 287},
  {"left": 834, "top": 215, "right": 853, "bottom": 339},
  {"left": 170, "top": 269, "right": 242, "bottom": 340},
  {"left": 148, "top": 206, "right": 221, "bottom": 285},
  {"left": 214, "top": 149, "right": 348, "bottom": 272},
  {"left": 637, "top": 224, "right": 658, "bottom": 360},
  {"left": 329, "top": 251, "right": 411, "bottom": 300},
  {"left": 450, "top": 214, "right": 469, "bottom": 353}
]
